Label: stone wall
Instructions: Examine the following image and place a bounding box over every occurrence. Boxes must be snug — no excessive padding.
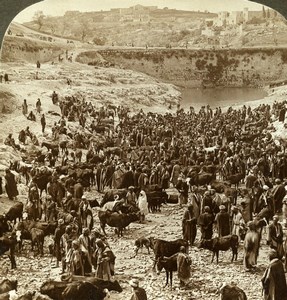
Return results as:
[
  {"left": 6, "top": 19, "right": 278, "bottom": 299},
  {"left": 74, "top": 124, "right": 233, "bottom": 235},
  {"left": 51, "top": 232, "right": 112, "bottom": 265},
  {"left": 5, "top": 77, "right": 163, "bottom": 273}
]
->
[{"left": 79, "top": 48, "right": 287, "bottom": 88}]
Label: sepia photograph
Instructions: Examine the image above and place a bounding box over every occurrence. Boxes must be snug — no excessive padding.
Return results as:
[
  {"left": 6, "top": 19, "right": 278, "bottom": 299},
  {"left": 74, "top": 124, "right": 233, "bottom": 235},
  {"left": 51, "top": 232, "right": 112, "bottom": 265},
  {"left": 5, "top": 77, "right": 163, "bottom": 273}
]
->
[{"left": 0, "top": 0, "right": 287, "bottom": 299}]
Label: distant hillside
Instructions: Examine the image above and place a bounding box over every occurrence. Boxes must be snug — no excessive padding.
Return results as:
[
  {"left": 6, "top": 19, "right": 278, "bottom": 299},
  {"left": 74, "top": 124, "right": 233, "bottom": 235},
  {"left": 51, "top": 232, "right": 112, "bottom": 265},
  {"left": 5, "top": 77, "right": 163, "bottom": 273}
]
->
[{"left": 22, "top": 8, "right": 216, "bottom": 47}]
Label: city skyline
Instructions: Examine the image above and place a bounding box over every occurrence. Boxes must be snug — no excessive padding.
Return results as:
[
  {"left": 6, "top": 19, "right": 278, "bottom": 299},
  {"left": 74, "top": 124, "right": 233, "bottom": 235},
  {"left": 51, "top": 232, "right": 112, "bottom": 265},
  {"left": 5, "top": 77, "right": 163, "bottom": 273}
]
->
[{"left": 14, "top": 0, "right": 266, "bottom": 23}]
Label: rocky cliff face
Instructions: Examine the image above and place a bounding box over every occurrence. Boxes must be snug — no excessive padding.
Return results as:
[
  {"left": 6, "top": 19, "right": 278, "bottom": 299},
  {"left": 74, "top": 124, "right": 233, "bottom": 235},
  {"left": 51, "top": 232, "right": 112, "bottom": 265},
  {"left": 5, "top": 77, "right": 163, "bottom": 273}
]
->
[{"left": 77, "top": 48, "right": 287, "bottom": 88}]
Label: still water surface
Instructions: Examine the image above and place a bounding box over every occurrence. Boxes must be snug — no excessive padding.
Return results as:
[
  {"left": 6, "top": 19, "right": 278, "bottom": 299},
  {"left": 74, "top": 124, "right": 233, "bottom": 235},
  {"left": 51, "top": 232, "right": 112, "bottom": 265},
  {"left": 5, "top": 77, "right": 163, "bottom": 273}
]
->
[{"left": 181, "top": 87, "right": 268, "bottom": 111}]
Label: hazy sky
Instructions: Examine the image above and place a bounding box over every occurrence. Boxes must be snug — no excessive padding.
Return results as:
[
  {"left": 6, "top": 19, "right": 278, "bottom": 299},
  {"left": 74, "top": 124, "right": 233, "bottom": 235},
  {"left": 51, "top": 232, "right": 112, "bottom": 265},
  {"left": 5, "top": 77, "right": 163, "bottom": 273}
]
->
[{"left": 14, "top": 0, "right": 265, "bottom": 23}]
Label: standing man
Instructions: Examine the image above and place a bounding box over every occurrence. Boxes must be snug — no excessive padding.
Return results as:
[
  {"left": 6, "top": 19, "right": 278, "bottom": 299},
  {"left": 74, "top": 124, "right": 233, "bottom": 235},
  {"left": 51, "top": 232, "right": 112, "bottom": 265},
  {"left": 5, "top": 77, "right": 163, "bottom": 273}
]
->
[
  {"left": 231, "top": 206, "right": 244, "bottom": 242},
  {"left": 267, "top": 215, "right": 284, "bottom": 259},
  {"left": 78, "top": 228, "right": 92, "bottom": 273},
  {"left": 36, "top": 98, "right": 41, "bottom": 114},
  {"left": 176, "top": 176, "right": 189, "bottom": 207},
  {"left": 53, "top": 219, "right": 65, "bottom": 268},
  {"left": 271, "top": 178, "right": 286, "bottom": 214},
  {"left": 177, "top": 246, "right": 191, "bottom": 288},
  {"left": 261, "top": 249, "right": 287, "bottom": 300},
  {"left": 182, "top": 204, "right": 197, "bottom": 246},
  {"left": 215, "top": 205, "right": 230, "bottom": 237},
  {"left": 5, "top": 169, "right": 18, "bottom": 200},
  {"left": 198, "top": 206, "right": 214, "bottom": 240},
  {"left": 22, "top": 99, "right": 28, "bottom": 115},
  {"left": 41, "top": 114, "right": 46, "bottom": 133}
]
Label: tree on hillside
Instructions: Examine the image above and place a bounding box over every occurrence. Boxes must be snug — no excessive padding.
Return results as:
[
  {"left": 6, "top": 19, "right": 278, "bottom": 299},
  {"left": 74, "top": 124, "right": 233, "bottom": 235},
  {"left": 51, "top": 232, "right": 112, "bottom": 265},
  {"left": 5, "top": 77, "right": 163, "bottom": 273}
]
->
[
  {"left": 33, "top": 10, "right": 45, "bottom": 30},
  {"left": 75, "top": 19, "right": 90, "bottom": 42},
  {"left": 262, "top": 6, "right": 266, "bottom": 18}
]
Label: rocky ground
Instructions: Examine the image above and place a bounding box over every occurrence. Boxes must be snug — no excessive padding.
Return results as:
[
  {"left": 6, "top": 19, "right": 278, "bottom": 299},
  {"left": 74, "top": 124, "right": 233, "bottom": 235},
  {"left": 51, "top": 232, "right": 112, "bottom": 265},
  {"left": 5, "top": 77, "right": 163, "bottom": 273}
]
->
[
  {"left": 0, "top": 185, "right": 285, "bottom": 300},
  {"left": 1, "top": 26, "right": 287, "bottom": 299}
]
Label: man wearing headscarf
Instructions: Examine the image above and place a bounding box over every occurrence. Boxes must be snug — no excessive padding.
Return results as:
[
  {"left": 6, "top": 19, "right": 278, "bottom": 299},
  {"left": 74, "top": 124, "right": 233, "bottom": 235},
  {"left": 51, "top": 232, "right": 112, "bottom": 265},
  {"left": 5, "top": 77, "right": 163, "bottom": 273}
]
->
[
  {"left": 176, "top": 176, "right": 188, "bottom": 207},
  {"left": 70, "top": 240, "right": 84, "bottom": 276},
  {"left": 182, "top": 204, "right": 197, "bottom": 246},
  {"left": 78, "top": 227, "right": 92, "bottom": 273},
  {"left": 137, "top": 190, "right": 148, "bottom": 223},
  {"left": 53, "top": 219, "right": 65, "bottom": 268},
  {"left": 5, "top": 169, "right": 18, "bottom": 200},
  {"left": 215, "top": 205, "right": 230, "bottom": 237},
  {"left": 198, "top": 206, "right": 214, "bottom": 240},
  {"left": 261, "top": 249, "right": 287, "bottom": 300},
  {"left": 94, "top": 239, "right": 115, "bottom": 280},
  {"left": 271, "top": 178, "right": 286, "bottom": 214},
  {"left": 177, "top": 246, "right": 191, "bottom": 288},
  {"left": 267, "top": 215, "right": 284, "bottom": 259}
]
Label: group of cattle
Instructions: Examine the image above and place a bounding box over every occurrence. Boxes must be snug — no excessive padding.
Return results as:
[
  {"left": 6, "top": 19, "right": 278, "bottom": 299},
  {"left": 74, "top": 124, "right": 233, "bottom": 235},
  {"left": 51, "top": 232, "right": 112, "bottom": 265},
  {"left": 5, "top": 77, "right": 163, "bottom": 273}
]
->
[{"left": 0, "top": 276, "right": 122, "bottom": 300}]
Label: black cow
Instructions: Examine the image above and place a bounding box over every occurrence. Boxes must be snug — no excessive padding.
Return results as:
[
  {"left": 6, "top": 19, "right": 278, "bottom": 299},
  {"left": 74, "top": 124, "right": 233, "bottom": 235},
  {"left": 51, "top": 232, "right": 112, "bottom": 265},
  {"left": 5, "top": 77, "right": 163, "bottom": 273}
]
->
[
  {"left": 0, "top": 279, "right": 17, "bottom": 294},
  {"left": 146, "top": 191, "right": 168, "bottom": 213},
  {"left": 40, "top": 280, "right": 106, "bottom": 300},
  {"left": 30, "top": 228, "right": 44, "bottom": 255},
  {"left": 226, "top": 173, "right": 245, "bottom": 189},
  {"left": 62, "top": 281, "right": 106, "bottom": 300},
  {"left": 199, "top": 235, "right": 239, "bottom": 264},
  {"left": 134, "top": 237, "right": 153, "bottom": 256},
  {"left": 0, "top": 215, "right": 11, "bottom": 237},
  {"left": 98, "top": 211, "right": 140, "bottom": 237},
  {"left": 156, "top": 253, "right": 178, "bottom": 287},
  {"left": 150, "top": 238, "right": 188, "bottom": 269},
  {"left": 62, "top": 275, "right": 122, "bottom": 292},
  {"left": 33, "top": 174, "right": 52, "bottom": 197},
  {"left": 0, "top": 235, "right": 17, "bottom": 269},
  {"left": 5, "top": 202, "right": 23, "bottom": 224},
  {"left": 41, "top": 142, "right": 59, "bottom": 158}
]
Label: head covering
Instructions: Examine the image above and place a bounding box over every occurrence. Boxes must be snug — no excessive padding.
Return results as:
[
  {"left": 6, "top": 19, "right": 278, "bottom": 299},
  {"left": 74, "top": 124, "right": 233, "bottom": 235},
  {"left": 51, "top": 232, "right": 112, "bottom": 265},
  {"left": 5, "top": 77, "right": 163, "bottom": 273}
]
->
[
  {"left": 180, "top": 246, "right": 186, "bottom": 252},
  {"left": 81, "top": 195, "right": 87, "bottom": 200},
  {"left": 59, "top": 175, "right": 66, "bottom": 180},
  {"left": 128, "top": 186, "right": 135, "bottom": 190},
  {"left": 58, "top": 219, "right": 64, "bottom": 225},
  {"left": 263, "top": 185, "right": 269, "bottom": 191},
  {"left": 96, "top": 238, "right": 104, "bottom": 248},
  {"left": 219, "top": 205, "right": 226, "bottom": 210},
  {"left": 129, "top": 279, "right": 139, "bottom": 288},
  {"left": 268, "top": 249, "right": 278, "bottom": 260},
  {"left": 72, "top": 240, "right": 79, "bottom": 248},
  {"left": 204, "top": 206, "right": 211, "bottom": 213}
]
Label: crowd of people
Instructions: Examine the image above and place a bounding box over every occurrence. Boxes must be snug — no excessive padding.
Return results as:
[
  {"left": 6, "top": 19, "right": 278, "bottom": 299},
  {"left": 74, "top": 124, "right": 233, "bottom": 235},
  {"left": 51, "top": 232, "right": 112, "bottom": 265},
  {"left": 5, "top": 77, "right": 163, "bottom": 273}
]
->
[{"left": 2, "top": 87, "right": 287, "bottom": 298}]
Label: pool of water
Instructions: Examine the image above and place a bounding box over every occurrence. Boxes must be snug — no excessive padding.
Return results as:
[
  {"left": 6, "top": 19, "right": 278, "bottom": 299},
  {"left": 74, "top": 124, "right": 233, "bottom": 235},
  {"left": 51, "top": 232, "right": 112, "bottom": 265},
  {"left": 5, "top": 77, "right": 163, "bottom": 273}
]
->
[{"left": 181, "top": 87, "right": 268, "bottom": 111}]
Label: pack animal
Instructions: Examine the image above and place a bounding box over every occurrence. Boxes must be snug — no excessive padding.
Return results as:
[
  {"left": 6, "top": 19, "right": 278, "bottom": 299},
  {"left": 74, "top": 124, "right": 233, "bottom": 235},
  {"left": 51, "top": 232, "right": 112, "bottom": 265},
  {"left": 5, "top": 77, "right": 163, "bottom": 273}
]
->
[
  {"left": 199, "top": 235, "right": 239, "bottom": 264},
  {"left": 150, "top": 238, "right": 188, "bottom": 269}
]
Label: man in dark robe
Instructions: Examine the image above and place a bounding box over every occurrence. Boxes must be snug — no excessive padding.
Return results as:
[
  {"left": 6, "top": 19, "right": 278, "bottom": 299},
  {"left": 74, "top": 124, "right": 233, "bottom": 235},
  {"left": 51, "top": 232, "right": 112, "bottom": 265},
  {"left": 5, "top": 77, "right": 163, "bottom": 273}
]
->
[
  {"left": 5, "top": 169, "right": 18, "bottom": 200},
  {"left": 267, "top": 215, "right": 284, "bottom": 259},
  {"left": 261, "top": 249, "right": 287, "bottom": 300},
  {"left": 215, "top": 205, "right": 230, "bottom": 237},
  {"left": 279, "top": 106, "right": 286, "bottom": 122},
  {"left": 198, "top": 206, "right": 214, "bottom": 240},
  {"left": 182, "top": 204, "right": 197, "bottom": 246},
  {"left": 74, "top": 179, "right": 84, "bottom": 199},
  {"left": 271, "top": 178, "right": 286, "bottom": 214},
  {"left": 177, "top": 246, "right": 191, "bottom": 288}
]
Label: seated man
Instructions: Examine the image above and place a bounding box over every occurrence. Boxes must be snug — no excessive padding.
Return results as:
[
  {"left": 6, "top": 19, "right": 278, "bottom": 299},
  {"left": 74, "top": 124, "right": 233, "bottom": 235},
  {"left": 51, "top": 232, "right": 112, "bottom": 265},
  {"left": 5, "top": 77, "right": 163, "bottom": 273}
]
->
[{"left": 27, "top": 111, "right": 36, "bottom": 121}]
